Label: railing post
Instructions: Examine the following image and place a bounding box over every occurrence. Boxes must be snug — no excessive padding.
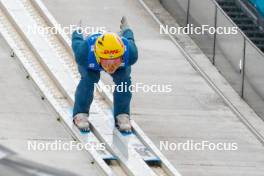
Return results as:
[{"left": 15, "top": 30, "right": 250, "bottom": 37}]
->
[
  {"left": 186, "top": 0, "right": 190, "bottom": 26},
  {"left": 212, "top": 4, "right": 218, "bottom": 65},
  {"left": 241, "top": 37, "right": 246, "bottom": 98}
]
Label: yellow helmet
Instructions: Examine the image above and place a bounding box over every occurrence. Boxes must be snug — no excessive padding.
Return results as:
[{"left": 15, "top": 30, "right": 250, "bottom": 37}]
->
[{"left": 94, "top": 33, "right": 125, "bottom": 63}]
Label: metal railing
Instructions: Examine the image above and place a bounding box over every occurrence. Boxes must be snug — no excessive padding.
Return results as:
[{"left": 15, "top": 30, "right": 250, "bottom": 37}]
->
[{"left": 161, "top": 0, "right": 264, "bottom": 119}]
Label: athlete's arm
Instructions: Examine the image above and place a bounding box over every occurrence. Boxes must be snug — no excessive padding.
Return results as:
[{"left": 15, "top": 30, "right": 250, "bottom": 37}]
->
[
  {"left": 71, "top": 30, "right": 89, "bottom": 66},
  {"left": 121, "top": 29, "right": 138, "bottom": 66}
]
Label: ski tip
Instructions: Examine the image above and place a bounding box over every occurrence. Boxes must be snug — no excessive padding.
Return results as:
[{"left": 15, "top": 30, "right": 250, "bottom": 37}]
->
[
  {"left": 80, "top": 130, "right": 91, "bottom": 134},
  {"left": 145, "top": 158, "right": 162, "bottom": 166},
  {"left": 103, "top": 156, "right": 118, "bottom": 161},
  {"left": 120, "top": 130, "right": 133, "bottom": 136}
]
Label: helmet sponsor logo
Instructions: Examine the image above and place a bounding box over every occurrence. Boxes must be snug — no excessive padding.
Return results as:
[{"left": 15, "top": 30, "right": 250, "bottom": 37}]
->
[{"left": 102, "top": 49, "right": 120, "bottom": 55}]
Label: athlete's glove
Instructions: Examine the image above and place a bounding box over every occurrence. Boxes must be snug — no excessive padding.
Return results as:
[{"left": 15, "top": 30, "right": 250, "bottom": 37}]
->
[
  {"left": 119, "top": 16, "right": 130, "bottom": 35},
  {"left": 75, "top": 19, "right": 83, "bottom": 34}
]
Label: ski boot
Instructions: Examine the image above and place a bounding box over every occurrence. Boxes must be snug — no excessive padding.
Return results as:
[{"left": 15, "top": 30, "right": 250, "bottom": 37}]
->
[
  {"left": 73, "top": 113, "right": 90, "bottom": 132},
  {"left": 116, "top": 114, "right": 132, "bottom": 133}
]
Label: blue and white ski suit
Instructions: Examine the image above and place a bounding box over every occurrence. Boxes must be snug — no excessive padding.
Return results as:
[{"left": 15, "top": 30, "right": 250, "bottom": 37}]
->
[{"left": 71, "top": 29, "right": 138, "bottom": 118}]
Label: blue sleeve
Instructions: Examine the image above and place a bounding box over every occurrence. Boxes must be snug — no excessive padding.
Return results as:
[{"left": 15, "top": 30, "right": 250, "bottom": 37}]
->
[
  {"left": 121, "top": 29, "right": 138, "bottom": 66},
  {"left": 71, "top": 30, "right": 88, "bottom": 66}
]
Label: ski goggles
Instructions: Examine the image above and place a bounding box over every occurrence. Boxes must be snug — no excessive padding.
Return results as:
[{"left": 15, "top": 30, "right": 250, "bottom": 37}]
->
[
  {"left": 100, "top": 57, "right": 122, "bottom": 65},
  {"left": 100, "top": 57, "right": 122, "bottom": 73}
]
